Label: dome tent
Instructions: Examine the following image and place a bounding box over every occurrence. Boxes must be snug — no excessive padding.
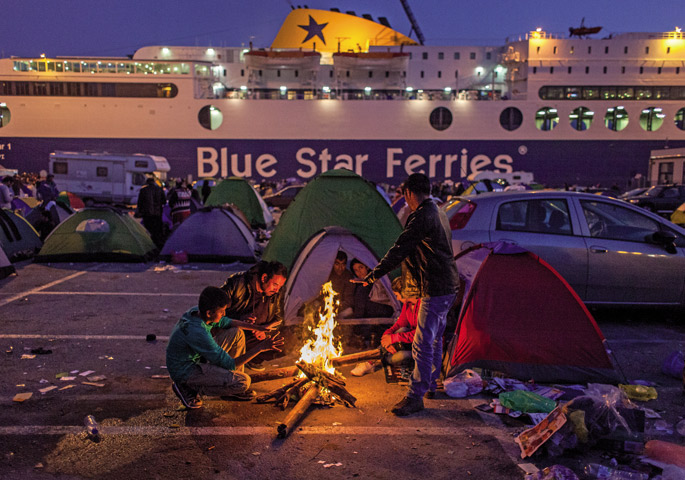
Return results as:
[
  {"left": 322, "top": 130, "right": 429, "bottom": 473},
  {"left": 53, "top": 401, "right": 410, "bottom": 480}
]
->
[
  {"left": 35, "top": 206, "right": 156, "bottom": 262},
  {"left": 160, "top": 206, "right": 258, "bottom": 263},
  {"left": 263, "top": 169, "right": 402, "bottom": 270},
  {"left": 204, "top": 177, "right": 273, "bottom": 229},
  {"left": 0, "top": 209, "right": 42, "bottom": 261},
  {"left": 282, "top": 226, "right": 401, "bottom": 326}
]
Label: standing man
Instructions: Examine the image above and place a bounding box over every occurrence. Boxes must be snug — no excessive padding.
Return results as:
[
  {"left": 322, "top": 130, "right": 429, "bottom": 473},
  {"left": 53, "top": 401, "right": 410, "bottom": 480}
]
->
[
  {"left": 361, "top": 173, "right": 459, "bottom": 416},
  {"left": 37, "top": 174, "right": 59, "bottom": 205},
  {"left": 220, "top": 261, "right": 287, "bottom": 371},
  {"left": 136, "top": 177, "right": 166, "bottom": 248},
  {"left": 167, "top": 179, "right": 192, "bottom": 227}
]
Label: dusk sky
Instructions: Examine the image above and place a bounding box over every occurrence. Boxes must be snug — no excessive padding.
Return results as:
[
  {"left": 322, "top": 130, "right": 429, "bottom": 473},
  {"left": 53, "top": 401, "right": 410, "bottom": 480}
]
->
[{"left": 1, "top": 0, "right": 682, "bottom": 58}]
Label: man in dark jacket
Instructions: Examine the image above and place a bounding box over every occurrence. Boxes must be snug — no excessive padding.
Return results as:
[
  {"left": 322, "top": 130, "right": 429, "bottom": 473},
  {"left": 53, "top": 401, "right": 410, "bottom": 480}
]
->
[
  {"left": 220, "top": 261, "right": 287, "bottom": 371},
  {"left": 362, "top": 173, "right": 459, "bottom": 416},
  {"left": 136, "top": 177, "right": 166, "bottom": 247}
]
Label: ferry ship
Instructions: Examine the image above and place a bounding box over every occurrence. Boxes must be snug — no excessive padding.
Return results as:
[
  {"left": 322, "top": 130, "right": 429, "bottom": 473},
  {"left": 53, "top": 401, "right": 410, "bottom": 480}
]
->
[{"left": 0, "top": 6, "right": 684, "bottom": 187}]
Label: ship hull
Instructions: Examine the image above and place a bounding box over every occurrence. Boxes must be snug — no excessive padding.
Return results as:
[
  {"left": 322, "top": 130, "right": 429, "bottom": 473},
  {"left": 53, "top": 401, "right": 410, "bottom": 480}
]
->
[{"left": 1, "top": 136, "right": 682, "bottom": 187}]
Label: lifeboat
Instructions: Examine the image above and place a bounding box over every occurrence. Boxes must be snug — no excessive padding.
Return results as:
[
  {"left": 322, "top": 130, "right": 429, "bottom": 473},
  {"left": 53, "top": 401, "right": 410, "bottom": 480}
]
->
[
  {"left": 332, "top": 51, "right": 409, "bottom": 70},
  {"left": 244, "top": 50, "right": 321, "bottom": 69}
]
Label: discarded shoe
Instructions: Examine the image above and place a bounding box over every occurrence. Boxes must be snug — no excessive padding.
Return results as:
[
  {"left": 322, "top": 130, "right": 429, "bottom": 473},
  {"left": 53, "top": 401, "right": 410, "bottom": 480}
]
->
[
  {"left": 172, "top": 383, "right": 202, "bottom": 409},
  {"left": 246, "top": 361, "right": 265, "bottom": 372},
  {"left": 391, "top": 396, "right": 424, "bottom": 416},
  {"left": 221, "top": 389, "right": 257, "bottom": 402},
  {"left": 351, "top": 361, "right": 377, "bottom": 377}
]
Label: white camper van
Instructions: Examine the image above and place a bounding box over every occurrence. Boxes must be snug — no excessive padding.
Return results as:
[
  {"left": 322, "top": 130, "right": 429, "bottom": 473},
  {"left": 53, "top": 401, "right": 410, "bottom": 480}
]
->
[{"left": 49, "top": 151, "right": 170, "bottom": 204}]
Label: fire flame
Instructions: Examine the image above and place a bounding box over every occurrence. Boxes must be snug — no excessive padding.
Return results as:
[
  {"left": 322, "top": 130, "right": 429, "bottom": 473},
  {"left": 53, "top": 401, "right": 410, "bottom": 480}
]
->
[{"left": 298, "top": 281, "right": 343, "bottom": 374}]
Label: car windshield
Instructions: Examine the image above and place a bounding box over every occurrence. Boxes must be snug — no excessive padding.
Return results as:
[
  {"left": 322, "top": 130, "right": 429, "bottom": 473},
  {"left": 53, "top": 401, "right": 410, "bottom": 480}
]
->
[{"left": 643, "top": 186, "right": 666, "bottom": 197}]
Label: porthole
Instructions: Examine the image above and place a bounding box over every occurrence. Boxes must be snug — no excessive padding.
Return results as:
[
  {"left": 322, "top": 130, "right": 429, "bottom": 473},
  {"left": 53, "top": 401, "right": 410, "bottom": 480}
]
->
[
  {"left": 675, "top": 108, "right": 685, "bottom": 130},
  {"left": 535, "top": 107, "right": 559, "bottom": 131},
  {"left": 604, "top": 106, "right": 629, "bottom": 131},
  {"left": 0, "top": 103, "right": 11, "bottom": 128},
  {"left": 499, "top": 107, "right": 523, "bottom": 131},
  {"left": 569, "top": 106, "right": 594, "bottom": 131},
  {"left": 639, "top": 106, "right": 665, "bottom": 131},
  {"left": 198, "top": 105, "right": 223, "bottom": 130},
  {"left": 429, "top": 107, "right": 452, "bottom": 131}
]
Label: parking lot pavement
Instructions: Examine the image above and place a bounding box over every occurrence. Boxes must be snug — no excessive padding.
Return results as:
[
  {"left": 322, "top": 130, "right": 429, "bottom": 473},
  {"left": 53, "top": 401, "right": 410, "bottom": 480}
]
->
[{"left": 0, "top": 263, "right": 684, "bottom": 479}]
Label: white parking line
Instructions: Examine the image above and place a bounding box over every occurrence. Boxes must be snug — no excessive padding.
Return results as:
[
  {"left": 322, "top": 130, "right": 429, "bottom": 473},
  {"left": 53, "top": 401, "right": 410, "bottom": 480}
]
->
[
  {"left": 0, "top": 334, "right": 170, "bottom": 341},
  {"left": 26, "top": 292, "right": 196, "bottom": 296},
  {"left": 0, "top": 425, "right": 505, "bottom": 436},
  {"left": 0, "top": 271, "right": 87, "bottom": 307}
]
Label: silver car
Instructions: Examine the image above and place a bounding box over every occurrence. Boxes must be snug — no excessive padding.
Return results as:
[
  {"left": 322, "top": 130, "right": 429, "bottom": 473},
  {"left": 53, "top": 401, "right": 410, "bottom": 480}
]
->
[{"left": 443, "top": 191, "right": 685, "bottom": 308}]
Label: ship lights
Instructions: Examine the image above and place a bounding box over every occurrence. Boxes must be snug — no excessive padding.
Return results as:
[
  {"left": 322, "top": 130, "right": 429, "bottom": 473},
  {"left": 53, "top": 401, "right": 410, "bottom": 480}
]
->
[
  {"left": 162, "top": 47, "right": 170, "bottom": 56},
  {"left": 364, "top": 86, "right": 372, "bottom": 94},
  {"left": 444, "top": 87, "right": 452, "bottom": 93},
  {"left": 240, "top": 85, "right": 247, "bottom": 91},
  {"left": 322, "top": 86, "right": 331, "bottom": 93},
  {"left": 206, "top": 48, "right": 216, "bottom": 56},
  {"left": 405, "top": 87, "right": 414, "bottom": 92}
]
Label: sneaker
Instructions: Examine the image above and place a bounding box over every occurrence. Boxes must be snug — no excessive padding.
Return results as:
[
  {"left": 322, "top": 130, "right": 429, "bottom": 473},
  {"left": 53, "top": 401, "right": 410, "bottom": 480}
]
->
[
  {"left": 351, "top": 361, "right": 376, "bottom": 377},
  {"left": 172, "top": 383, "right": 202, "bottom": 409},
  {"left": 245, "top": 361, "right": 265, "bottom": 372},
  {"left": 221, "top": 389, "right": 257, "bottom": 402},
  {"left": 391, "top": 396, "right": 424, "bottom": 416}
]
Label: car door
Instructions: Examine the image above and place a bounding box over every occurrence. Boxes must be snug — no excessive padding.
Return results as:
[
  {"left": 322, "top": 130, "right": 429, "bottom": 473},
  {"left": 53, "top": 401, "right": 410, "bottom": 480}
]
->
[
  {"left": 578, "top": 198, "right": 685, "bottom": 305},
  {"left": 490, "top": 197, "right": 589, "bottom": 299}
]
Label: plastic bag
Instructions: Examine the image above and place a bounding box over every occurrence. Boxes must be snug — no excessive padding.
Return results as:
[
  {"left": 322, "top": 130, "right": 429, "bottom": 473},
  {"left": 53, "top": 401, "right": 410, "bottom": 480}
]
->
[
  {"left": 572, "top": 383, "right": 637, "bottom": 437},
  {"left": 661, "top": 350, "right": 684, "bottom": 379},
  {"left": 443, "top": 369, "right": 483, "bottom": 398},
  {"left": 525, "top": 465, "right": 579, "bottom": 480},
  {"left": 499, "top": 390, "right": 556, "bottom": 413}
]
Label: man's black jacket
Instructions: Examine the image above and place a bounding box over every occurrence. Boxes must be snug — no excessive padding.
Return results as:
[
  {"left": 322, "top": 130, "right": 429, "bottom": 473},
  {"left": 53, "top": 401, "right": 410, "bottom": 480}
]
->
[
  {"left": 365, "top": 198, "right": 459, "bottom": 298},
  {"left": 219, "top": 268, "right": 284, "bottom": 326}
]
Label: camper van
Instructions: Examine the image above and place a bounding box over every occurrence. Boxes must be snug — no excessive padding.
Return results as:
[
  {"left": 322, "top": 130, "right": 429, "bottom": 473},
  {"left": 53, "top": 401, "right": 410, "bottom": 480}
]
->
[
  {"left": 648, "top": 148, "right": 685, "bottom": 186},
  {"left": 49, "top": 151, "right": 170, "bottom": 205}
]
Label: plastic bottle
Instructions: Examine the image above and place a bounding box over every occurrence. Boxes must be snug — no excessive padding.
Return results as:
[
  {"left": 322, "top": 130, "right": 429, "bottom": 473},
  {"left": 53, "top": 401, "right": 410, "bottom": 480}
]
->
[
  {"left": 645, "top": 440, "right": 685, "bottom": 469},
  {"left": 84, "top": 415, "right": 99, "bottom": 437},
  {"left": 584, "top": 463, "right": 648, "bottom": 479}
]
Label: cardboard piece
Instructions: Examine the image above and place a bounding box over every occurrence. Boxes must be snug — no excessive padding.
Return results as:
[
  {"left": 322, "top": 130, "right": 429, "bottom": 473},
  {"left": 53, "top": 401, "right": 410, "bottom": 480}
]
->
[
  {"left": 515, "top": 406, "right": 567, "bottom": 458},
  {"left": 13, "top": 392, "right": 33, "bottom": 402}
]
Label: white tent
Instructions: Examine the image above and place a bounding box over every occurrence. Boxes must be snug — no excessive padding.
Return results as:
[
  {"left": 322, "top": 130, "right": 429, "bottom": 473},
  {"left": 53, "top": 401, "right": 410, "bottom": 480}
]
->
[{"left": 283, "top": 226, "right": 401, "bottom": 325}]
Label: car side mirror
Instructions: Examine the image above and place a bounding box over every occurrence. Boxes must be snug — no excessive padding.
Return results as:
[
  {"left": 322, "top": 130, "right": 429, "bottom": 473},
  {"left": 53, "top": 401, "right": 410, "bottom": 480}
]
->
[{"left": 648, "top": 231, "right": 678, "bottom": 254}]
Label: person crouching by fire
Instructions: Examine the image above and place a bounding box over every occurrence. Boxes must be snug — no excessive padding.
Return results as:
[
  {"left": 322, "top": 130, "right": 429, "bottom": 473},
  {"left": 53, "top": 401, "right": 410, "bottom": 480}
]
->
[{"left": 166, "top": 286, "right": 284, "bottom": 409}]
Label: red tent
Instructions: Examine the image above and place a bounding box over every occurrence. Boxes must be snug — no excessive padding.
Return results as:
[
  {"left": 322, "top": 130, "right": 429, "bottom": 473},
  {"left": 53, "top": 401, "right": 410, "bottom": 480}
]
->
[{"left": 444, "top": 242, "right": 622, "bottom": 384}]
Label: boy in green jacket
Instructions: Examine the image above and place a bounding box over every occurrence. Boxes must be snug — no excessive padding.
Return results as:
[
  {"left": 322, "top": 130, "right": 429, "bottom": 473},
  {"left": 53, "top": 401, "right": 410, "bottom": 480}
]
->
[{"left": 166, "top": 286, "right": 283, "bottom": 409}]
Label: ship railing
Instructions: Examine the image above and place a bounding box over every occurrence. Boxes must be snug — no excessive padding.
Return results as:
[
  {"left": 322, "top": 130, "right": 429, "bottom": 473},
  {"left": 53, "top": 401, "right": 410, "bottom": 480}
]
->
[{"left": 222, "top": 87, "right": 503, "bottom": 101}]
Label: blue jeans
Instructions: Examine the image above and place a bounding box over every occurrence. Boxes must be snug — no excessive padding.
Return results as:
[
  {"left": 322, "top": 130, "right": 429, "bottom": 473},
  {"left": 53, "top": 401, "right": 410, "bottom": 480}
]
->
[{"left": 408, "top": 294, "right": 456, "bottom": 399}]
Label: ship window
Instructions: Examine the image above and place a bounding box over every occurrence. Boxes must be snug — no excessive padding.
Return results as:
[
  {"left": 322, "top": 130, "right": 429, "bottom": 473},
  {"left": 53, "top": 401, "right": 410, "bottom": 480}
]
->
[
  {"left": 675, "top": 108, "right": 685, "bottom": 130},
  {"left": 535, "top": 107, "right": 559, "bottom": 131},
  {"left": 565, "top": 87, "right": 580, "bottom": 99},
  {"left": 277, "top": 70, "right": 280, "bottom": 77},
  {"left": 96, "top": 167, "right": 108, "bottom": 177},
  {"left": 240, "top": 69, "right": 244, "bottom": 76},
  {"left": 499, "top": 107, "right": 523, "bottom": 131},
  {"left": 259, "top": 70, "right": 263, "bottom": 76},
  {"left": 438, "top": 71, "right": 442, "bottom": 78},
  {"left": 469, "top": 52, "right": 476, "bottom": 60},
  {"left": 570, "top": 46, "right": 574, "bottom": 54},
  {"left": 539, "top": 86, "right": 563, "bottom": 99},
  {"left": 667, "top": 47, "right": 671, "bottom": 54},
  {"left": 33, "top": 83, "right": 47, "bottom": 96},
  {"left": 295, "top": 70, "right": 298, "bottom": 77},
  {"left": 429, "top": 107, "right": 452, "bottom": 131},
  {"left": 636, "top": 87, "right": 652, "bottom": 100},
  {"left": 624, "top": 46, "right": 628, "bottom": 54},
  {"left": 385, "top": 71, "right": 389, "bottom": 78},
  {"left": 550, "top": 66, "right": 554, "bottom": 74},
  {"left": 536, "top": 46, "right": 540, "bottom": 54},
  {"left": 640, "top": 106, "right": 665, "bottom": 131},
  {"left": 422, "top": 52, "right": 428, "bottom": 60},
  {"left": 603, "top": 66, "right": 607, "bottom": 74},
  {"left": 677, "top": 67, "right": 680, "bottom": 74},
  {"left": 533, "top": 67, "right": 537, "bottom": 74},
  {"left": 198, "top": 105, "right": 223, "bottom": 130},
  {"left": 49, "top": 82, "right": 63, "bottom": 96},
  {"left": 639, "top": 67, "right": 644, "bottom": 74},
  {"left": 582, "top": 87, "right": 599, "bottom": 99},
  {"left": 454, "top": 69, "right": 458, "bottom": 78},
  {"left": 654, "top": 87, "right": 670, "bottom": 99},
  {"left": 600, "top": 87, "right": 617, "bottom": 99},
  {"left": 617, "top": 87, "right": 634, "bottom": 99},
  {"left": 85, "top": 83, "right": 99, "bottom": 96},
  {"left": 604, "top": 106, "right": 629, "bottom": 131},
  {"left": 368, "top": 71, "right": 373, "bottom": 78},
  {"left": 346, "top": 71, "right": 350, "bottom": 77},
  {"left": 0, "top": 104, "right": 10, "bottom": 128},
  {"left": 420, "top": 71, "right": 424, "bottom": 78},
  {"left": 38, "top": 62, "right": 46, "bottom": 72},
  {"left": 570, "top": 106, "right": 594, "bottom": 131},
  {"left": 658, "top": 67, "right": 662, "bottom": 74},
  {"left": 15, "top": 82, "right": 29, "bottom": 95},
  {"left": 645, "top": 46, "right": 649, "bottom": 54},
  {"left": 585, "top": 66, "right": 590, "bottom": 74},
  {"left": 454, "top": 52, "right": 460, "bottom": 60},
  {"left": 438, "top": 52, "right": 444, "bottom": 60},
  {"left": 67, "top": 83, "right": 81, "bottom": 96},
  {"left": 588, "top": 46, "right": 592, "bottom": 54},
  {"left": 486, "top": 52, "right": 491, "bottom": 60},
  {"left": 553, "top": 46, "right": 557, "bottom": 54},
  {"left": 568, "top": 66, "right": 572, "bottom": 74},
  {"left": 0, "top": 82, "right": 9, "bottom": 95},
  {"left": 47, "top": 61, "right": 55, "bottom": 72},
  {"left": 605, "top": 46, "right": 609, "bottom": 54},
  {"left": 622, "top": 66, "right": 625, "bottom": 74},
  {"left": 52, "top": 162, "right": 68, "bottom": 174}
]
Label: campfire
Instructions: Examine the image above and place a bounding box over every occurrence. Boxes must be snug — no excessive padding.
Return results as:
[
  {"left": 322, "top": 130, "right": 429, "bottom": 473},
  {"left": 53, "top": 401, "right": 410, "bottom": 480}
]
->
[{"left": 251, "top": 281, "right": 379, "bottom": 438}]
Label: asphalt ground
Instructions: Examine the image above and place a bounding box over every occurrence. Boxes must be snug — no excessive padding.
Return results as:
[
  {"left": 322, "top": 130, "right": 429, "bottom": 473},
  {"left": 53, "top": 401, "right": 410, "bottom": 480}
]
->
[{"left": 0, "top": 261, "right": 684, "bottom": 480}]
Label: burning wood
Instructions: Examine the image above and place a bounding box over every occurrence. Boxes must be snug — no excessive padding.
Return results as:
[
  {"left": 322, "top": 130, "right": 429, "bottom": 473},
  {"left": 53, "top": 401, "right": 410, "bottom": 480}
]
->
[{"left": 277, "top": 383, "right": 320, "bottom": 438}]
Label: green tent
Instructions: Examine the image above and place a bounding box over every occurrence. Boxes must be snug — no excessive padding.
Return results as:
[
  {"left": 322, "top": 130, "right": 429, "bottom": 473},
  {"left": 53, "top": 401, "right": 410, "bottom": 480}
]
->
[
  {"left": 0, "top": 209, "right": 42, "bottom": 261},
  {"left": 35, "top": 207, "right": 156, "bottom": 262},
  {"left": 204, "top": 177, "right": 273, "bottom": 229},
  {"left": 262, "top": 169, "right": 402, "bottom": 270}
]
